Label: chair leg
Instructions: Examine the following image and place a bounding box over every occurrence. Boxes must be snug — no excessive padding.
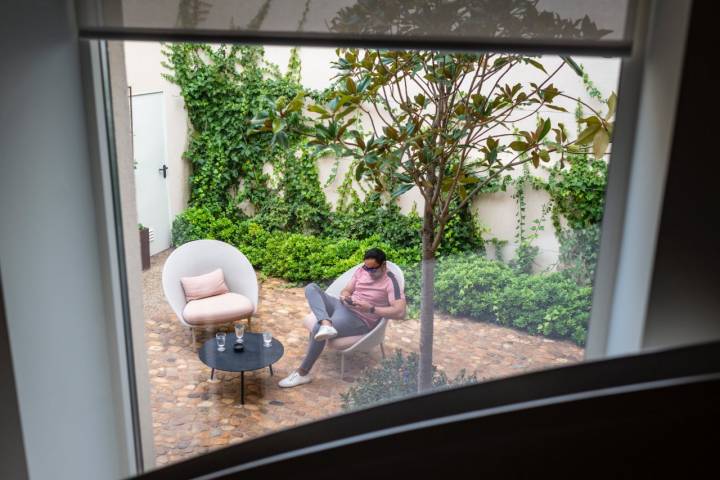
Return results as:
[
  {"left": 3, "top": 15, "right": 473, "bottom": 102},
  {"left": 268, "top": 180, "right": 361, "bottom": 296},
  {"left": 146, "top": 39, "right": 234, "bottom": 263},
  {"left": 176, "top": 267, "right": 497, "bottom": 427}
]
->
[
  {"left": 247, "top": 315, "right": 252, "bottom": 331},
  {"left": 340, "top": 354, "right": 345, "bottom": 379},
  {"left": 380, "top": 343, "right": 386, "bottom": 359}
]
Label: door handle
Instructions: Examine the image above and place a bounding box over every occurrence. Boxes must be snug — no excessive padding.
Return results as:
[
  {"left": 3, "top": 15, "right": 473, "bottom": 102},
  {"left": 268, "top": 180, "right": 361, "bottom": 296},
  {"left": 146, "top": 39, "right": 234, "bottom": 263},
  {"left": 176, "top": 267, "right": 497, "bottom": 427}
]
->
[{"left": 158, "top": 164, "right": 168, "bottom": 178}]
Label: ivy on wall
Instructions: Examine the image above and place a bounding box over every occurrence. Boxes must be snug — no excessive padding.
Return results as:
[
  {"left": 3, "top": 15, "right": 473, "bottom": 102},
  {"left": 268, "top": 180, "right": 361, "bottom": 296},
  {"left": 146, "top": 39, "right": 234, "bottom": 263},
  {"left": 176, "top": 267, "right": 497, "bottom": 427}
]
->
[
  {"left": 162, "top": 44, "right": 308, "bottom": 216},
  {"left": 544, "top": 153, "right": 608, "bottom": 285}
]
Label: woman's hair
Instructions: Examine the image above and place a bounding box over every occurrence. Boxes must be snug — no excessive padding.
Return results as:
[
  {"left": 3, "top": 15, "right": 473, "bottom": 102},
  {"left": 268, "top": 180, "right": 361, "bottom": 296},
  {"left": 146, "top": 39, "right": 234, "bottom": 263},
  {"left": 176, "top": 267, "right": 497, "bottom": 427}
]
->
[{"left": 363, "top": 248, "right": 387, "bottom": 265}]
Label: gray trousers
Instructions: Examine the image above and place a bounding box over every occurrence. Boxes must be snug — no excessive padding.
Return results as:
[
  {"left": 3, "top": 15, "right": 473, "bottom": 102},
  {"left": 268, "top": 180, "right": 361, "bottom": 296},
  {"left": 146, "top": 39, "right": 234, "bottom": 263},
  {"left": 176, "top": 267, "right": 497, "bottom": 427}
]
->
[{"left": 300, "top": 283, "right": 370, "bottom": 372}]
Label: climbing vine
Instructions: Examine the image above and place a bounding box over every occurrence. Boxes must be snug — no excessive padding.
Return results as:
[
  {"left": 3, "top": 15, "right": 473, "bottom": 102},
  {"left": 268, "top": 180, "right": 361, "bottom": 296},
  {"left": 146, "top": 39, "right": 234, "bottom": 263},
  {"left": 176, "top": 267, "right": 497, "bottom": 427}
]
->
[
  {"left": 544, "top": 153, "right": 608, "bottom": 285},
  {"left": 162, "top": 43, "right": 308, "bottom": 216}
]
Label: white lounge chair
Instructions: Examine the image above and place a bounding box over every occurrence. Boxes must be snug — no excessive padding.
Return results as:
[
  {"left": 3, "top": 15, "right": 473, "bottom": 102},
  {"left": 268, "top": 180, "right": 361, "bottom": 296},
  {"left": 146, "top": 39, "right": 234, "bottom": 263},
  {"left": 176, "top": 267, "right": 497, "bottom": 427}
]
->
[
  {"left": 162, "top": 239, "right": 258, "bottom": 346},
  {"left": 303, "top": 262, "right": 405, "bottom": 378}
]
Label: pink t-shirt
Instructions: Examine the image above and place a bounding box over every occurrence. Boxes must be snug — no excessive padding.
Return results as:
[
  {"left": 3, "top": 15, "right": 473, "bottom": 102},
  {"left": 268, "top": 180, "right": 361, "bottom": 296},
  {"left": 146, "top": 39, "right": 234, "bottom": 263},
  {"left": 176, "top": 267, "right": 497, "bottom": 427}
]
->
[{"left": 347, "top": 267, "right": 405, "bottom": 328}]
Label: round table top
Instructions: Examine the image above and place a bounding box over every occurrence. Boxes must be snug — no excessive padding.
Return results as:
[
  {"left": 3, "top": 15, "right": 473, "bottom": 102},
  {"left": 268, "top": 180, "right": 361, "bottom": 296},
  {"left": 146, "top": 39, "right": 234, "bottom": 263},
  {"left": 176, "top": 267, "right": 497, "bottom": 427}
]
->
[{"left": 198, "top": 332, "right": 284, "bottom": 373}]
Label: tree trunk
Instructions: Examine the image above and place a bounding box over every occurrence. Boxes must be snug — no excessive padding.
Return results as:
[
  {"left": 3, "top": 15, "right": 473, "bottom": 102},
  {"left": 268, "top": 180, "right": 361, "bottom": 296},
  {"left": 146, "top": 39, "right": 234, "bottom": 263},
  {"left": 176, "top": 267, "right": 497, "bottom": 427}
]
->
[{"left": 418, "top": 211, "right": 436, "bottom": 392}]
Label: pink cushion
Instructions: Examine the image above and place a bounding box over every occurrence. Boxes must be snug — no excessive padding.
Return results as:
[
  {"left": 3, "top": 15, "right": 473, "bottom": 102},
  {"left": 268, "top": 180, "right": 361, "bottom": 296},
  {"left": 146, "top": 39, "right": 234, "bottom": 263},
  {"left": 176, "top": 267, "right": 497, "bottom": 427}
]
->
[
  {"left": 303, "top": 313, "right": 364, "bottom": 350},
  {"left": 183, "top": 292, "right": 253, "bottom": 326},
  {"left": 180, "top": 268, "right": 230, "bottom": 302}
]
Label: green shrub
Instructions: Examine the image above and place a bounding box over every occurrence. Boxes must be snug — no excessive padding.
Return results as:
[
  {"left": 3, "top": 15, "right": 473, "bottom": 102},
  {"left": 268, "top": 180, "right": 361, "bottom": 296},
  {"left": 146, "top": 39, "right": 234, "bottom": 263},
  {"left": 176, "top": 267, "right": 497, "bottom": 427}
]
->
[
  {"left": 171, "top": 206, "right": 217, "bottom": 246},
  {"left": 340, "top": 350, "right": 477, "bottom": 411},
  {"left": 434, "top": 254, "right": 514, "bottom": 320},
  {"left": 491, "top": 272, "right": 591, "bottom": 344},
  {"left": 557, "top": 224, "right": 601, "bottom": 286},
  {"left": 172, "top": 209, "right": 420, "bottom": 282},
  {"left": 403, "top": 254, "right": 591, "bottom": 344},
  {"left": 323, "top": 194, "right": 422, "bottom": 249},
  {"left": 437, "top": 201, "right": 486, "bottom": 256}
]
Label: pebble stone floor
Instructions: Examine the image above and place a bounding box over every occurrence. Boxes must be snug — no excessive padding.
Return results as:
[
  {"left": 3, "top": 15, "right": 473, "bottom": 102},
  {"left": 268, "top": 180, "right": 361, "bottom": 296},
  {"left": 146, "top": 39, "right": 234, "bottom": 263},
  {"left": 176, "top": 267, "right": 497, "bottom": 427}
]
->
[{"left": 143, "top": 249, "right": 584, "bottom": 467}]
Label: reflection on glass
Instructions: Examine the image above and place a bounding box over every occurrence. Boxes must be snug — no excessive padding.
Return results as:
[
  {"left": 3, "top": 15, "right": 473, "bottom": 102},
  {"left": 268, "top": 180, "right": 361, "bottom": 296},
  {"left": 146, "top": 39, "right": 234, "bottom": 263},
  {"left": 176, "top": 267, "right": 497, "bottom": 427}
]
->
[{"left": 80, "top": 0, "right": 631, "bottom": 43}]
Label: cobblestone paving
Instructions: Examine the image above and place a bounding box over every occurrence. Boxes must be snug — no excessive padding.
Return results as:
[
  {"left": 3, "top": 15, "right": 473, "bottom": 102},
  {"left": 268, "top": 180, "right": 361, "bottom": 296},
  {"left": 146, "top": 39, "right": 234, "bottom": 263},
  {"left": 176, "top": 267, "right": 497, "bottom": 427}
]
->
[{"left": 143, "top": 250, "right": 584, "bottom": 467}]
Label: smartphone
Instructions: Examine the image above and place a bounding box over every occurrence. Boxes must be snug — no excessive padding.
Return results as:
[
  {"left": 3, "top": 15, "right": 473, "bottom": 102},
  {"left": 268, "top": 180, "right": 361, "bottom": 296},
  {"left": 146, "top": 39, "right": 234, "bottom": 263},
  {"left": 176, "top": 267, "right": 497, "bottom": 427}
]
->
[{"left": 344, "top": 296, "right": 355, "bottom": 306}]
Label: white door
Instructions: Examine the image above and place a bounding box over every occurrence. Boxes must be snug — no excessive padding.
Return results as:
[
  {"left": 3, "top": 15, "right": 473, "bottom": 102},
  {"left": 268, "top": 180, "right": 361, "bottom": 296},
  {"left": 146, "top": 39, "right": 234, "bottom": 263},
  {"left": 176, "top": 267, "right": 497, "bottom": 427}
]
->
[{"left": 132, "top": 92, "right": 172, "bottom": 256}]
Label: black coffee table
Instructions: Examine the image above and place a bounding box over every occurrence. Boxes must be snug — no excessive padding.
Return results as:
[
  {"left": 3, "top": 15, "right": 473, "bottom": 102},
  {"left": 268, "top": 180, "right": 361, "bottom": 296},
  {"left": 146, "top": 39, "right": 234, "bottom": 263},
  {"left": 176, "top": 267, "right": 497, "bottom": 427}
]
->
[{"left": 198, "top": 332, "right": 284, "bottom": 404}]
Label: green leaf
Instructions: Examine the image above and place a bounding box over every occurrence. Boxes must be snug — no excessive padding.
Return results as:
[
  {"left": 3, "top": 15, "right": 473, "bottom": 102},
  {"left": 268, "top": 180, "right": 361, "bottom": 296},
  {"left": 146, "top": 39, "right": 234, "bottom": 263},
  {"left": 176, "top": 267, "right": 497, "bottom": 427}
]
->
[
  {"left": 353, "top": 132, "right": 366, "bottom": 150},
  {"left": 538, "top": 118, "right": 552, "bottom": 140},
  {"left": 345, "top": 77, "right": 357, "bottom": 94},
  {"left": 606, "top": 92, "right": 617, "bottom": 119},
  {"left": 384, "top": 126, "right": 400, "bottom": 140},
  {"left": 336, "top": 106, "right": 356, "bottom": 121},
  {"left": 576, "top": 124, "right": 601, "bottom": 145},
  {"left": 391, "top": 183, "right": 413, "bottom": 199},
  {"left": 510, "top": 141, "right": 529, "bottom": 152},
  {"left": 546, "top": 104, "right": 568, "bottom": 112},
  {"left": 357, "top": 75, "right": 371, "bottom": 93},
  {"left": 355, "top": 162, "right": 366, "bottom": 181},
  {"left": 592, "top": 129, "right": 610, "bottom": 159},
  {"left": 526, "top": 58, "right": 547, "bottom": 73},
  {"left": 364, "top": 153, "right": 379, "bottom": 165},
  {"left": 286, "top": 92, "right": 304, "bottom": 113},
  {"left": 531, "top": 151, "right": 540, "bottom": 168},
  {"left": 308, "top": 104, "right": 329, "bottom": 116}
]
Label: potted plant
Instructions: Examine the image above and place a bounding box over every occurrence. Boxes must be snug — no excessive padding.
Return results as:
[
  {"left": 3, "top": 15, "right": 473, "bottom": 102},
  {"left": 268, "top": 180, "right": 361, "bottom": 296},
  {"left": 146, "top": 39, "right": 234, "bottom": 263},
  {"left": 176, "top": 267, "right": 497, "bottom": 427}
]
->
[{"left": 138, "top": 223, "right": 150, "bottom": 270}]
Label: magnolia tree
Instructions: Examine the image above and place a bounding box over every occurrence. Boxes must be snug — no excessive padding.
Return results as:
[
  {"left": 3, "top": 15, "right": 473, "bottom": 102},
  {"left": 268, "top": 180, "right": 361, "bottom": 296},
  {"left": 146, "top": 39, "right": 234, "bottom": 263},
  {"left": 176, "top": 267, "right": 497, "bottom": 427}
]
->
[{"left": 255, "top": 49, "right": 615, "bottom": 391}]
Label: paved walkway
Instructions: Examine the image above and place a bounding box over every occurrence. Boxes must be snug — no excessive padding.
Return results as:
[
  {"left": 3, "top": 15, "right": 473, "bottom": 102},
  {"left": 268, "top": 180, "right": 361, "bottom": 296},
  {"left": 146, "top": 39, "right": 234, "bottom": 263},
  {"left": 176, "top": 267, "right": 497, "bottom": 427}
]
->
[{"left": 143, "top": 250, "right": 584, "bottom": 467}]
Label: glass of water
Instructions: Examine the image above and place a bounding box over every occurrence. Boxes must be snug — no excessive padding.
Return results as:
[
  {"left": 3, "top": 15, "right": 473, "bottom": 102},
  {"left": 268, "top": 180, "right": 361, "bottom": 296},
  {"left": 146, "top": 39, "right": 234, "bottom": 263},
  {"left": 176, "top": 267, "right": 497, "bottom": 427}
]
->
[
  {"left": 234, "top": 323, "right": 245, "bottom": 344},
  {"left": 216, "top": 332, "right": 226, "bottom": 352},
  {"left": 262, "top": 331, "right": 272, "bottom": 348}
]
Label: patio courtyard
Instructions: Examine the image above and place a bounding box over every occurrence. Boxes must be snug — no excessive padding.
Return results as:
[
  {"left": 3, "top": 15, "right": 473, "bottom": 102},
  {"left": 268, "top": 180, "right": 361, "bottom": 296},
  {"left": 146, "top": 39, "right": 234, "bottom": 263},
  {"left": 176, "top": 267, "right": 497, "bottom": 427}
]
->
[{"left": 143, "top": 249, "right": 584, "bottom": 466}]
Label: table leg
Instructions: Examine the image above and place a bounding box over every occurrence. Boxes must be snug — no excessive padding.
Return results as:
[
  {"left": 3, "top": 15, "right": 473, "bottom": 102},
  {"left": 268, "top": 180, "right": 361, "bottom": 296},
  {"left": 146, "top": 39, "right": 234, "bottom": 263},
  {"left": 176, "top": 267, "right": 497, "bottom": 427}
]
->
[
  {"left": 269, "top": 364, "right": 274, "bottom": 376},
  {"left": 210, "top": 368, "right": 215, "bottom": 381},
  {"left": 241, "top": 371, "right": 245, "bottom": 405}
]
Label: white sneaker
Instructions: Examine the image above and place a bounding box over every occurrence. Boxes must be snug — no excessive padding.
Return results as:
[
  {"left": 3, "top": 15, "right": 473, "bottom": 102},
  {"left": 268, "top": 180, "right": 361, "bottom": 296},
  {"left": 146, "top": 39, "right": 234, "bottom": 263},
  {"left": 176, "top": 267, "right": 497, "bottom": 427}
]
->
[
  {"left": 314, "top": 324, "right": 338, "bottom": 341},
  {"left": 278, "top": 371, "right": 312, "bottom": 388}
]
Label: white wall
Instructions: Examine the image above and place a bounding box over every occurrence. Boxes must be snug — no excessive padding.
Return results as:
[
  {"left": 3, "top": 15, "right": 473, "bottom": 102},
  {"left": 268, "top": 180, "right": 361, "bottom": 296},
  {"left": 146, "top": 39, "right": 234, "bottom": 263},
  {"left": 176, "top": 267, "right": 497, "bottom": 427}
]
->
[
  {"left": 126, "top": 43, "right": 620, "bottom": 270},
  {"left": 0, "top": 2, "right": 135, "bottom": 479}
]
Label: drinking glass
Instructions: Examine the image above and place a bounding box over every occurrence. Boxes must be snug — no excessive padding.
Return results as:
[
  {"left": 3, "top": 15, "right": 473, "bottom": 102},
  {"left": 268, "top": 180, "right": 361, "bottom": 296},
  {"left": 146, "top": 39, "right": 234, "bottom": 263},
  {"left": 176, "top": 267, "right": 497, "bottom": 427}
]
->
[
  {"left": 216, "top": 332, "right": 226, "bottom": 352},
  {"left": 234, "top": 324, "right": 245, "bottom": 344},
  {"left": 262, "top": 332, "right": 272, "bottom": 348}
]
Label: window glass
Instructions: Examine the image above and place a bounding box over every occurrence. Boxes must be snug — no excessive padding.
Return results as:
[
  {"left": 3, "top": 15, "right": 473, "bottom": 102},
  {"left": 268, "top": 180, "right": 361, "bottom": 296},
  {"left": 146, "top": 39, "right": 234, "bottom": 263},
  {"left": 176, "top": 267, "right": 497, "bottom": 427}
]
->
[
  {"left": 118, "top": 37, "right": 621, "bottom": 468},
  {"left": 81, "top": 1, "right": 632, "bottom": 49}
]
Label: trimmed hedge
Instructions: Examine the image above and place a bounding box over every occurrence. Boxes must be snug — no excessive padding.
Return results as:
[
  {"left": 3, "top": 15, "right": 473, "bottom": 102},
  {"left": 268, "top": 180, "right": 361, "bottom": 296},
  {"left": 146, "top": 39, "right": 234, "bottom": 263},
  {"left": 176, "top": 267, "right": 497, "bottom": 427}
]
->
[
  {"left": 171, "top": 206, "right": 420, "bottom": 282},
  {"left": 404, "top": 254, "right": 591, "bottom": 344}
]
